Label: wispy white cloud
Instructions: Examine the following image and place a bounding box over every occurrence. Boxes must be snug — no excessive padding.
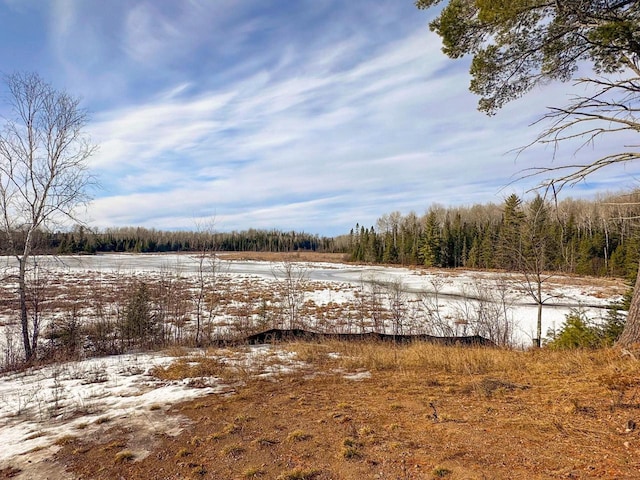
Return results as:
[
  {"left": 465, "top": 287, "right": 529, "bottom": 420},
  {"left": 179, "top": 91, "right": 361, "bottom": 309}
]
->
[
  {"left": 2, "top": 0, "right": 636, "bottom": 235},
  {"left": 123, "top": 3, "right": 182, "bottom": 65}
]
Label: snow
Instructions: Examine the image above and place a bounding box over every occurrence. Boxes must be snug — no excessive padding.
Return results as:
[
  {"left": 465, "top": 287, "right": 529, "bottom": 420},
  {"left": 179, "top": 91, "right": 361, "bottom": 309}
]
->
[
  {"left": 0, "top": 353, "right": 195, "bottom": 462},
  {"left": 0, "top": 253, "right": 623, "bottom": 351},
  {"left": 343, "top": 371, "right": 372, "bottom": 381},
  {"left": 0, "top": 345, "right": 306, "bottom": 471},
  {"left": 0, "top": 254, "right": 626, "bottom": 473}
]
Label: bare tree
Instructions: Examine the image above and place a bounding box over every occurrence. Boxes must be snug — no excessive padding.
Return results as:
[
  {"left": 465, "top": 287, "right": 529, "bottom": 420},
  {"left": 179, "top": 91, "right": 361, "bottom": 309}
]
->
[
  {"left": 0, "top": 72, "right": 96, "bottom": 361},
  {"left": 23, "top": 258, "right": 50, "bottom": 357},
  {"left": 471, "top": 279, "right": 516, "bottom": 347},
  {"left": 418, "top": 277, "right": 455, "bottom": 336},
  {"left": 354, "top": 274, "right": 388, "bottom": 334},
  {"left": 191, "top": 219, "right": 225, "bottom": 345},
  {"left": 272, "top": 258, "right": 308, "bottom": 330},
  {"left": 521, "top": 75, "right": 640, "bottom": 193},
  {"left": 385, "top": 278, "right": 407, "bottom": 337},
  {"left": 519, "top": 196, "right": 561, "bottom": 347}
]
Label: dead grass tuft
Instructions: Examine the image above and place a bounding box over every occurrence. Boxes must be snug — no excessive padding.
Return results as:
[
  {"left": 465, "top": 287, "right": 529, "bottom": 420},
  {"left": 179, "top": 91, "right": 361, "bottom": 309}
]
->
[
  {"left": 221, "top": 443, "right": 245, "bottom": 457},
  {"left": 54, "top": 435, "right": 76, "bottom": 446},
  {"left": 163, "top": 345, "right": 190, "bottom": 358},
  {"left": 114, "top": 450, "right": 135, "bottom": 463},
  {"left": 243, "top": 466, "right": 266, "bottom": 478},
  {"left": 276, "top": 468, "right": 320, "bottom": 480},
  {"left": 102, "top": 440, "right": 127, "bottom": 451},
  {"left": 472, "top": 378, "right": 529, "bottom": 398},
  {"left": 341, "top": 438, "right": 363, "bottom": 459},
  {"left": 254, "top": 437, "right": 279, "bottom": 447},
  {"left": 175, "top": 447, "right": 191, "bottom": 458},
  {"left": 433, "top": 466, "right": 452, "bottom": 477},
  {"left": 149, "top": 356, "right": 227, "bottom": 381},
  {"left": 287, "top": 430, "right": 312, "bottom": 442},
  {"left": 190, "top": 464, "right": 207, "bottom": 475}
]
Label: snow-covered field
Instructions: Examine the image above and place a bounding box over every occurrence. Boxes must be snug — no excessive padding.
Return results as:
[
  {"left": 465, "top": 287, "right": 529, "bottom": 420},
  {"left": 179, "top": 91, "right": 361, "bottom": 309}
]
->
[
  {"left": 0, "top": 253, "right": 625, "bottom": 476},
  {"left": 71, "top": 253, "right": 622, "bottom": 331},
  {"left": 0, "top": 253, "right": 623, "bottom": 347}
]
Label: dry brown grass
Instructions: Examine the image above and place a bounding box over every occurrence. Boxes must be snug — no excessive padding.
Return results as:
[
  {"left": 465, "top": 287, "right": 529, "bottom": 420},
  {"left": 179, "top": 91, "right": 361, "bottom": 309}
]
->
[
  {"left": 53, "top": 435, "right": 77, "bottom": 446},
  {"left": 113, "top": 450, "right": 135, "bottom": 464},
  {"left": 148, "top": 355, "right": 229, "bottom": 381},
  {"left": 286, "top": 340, "right": 522, "bottom": 375},
  {"left": 54, "top": 342, "right": 640, "bottom": 479},
  {"left": 218, "top": 251, "right": 348, "bottom": 264}
]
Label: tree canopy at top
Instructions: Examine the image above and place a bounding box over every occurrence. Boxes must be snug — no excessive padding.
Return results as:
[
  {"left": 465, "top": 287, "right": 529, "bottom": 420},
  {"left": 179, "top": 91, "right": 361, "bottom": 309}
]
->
[{"left": 417, "top": 0, "right": 640, "bottom": 113}]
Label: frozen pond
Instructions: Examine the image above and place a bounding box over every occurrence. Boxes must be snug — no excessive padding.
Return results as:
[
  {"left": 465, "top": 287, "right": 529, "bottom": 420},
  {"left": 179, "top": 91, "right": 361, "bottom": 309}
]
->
[{"left": 0, "top": 253, "right": 624, "bottom": 346}]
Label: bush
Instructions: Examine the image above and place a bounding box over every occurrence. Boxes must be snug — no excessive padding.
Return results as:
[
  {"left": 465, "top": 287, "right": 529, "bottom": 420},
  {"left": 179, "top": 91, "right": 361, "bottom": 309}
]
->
[
  {"left": 44, "top": 306, "right": 83, "bottom": 358},
  {"left": 599, "top": 307, "right": 626, "bottom": 346},
  {"left": 119, "top": 281, "right": 160, "bottom": 348},
  {"left": 546, "top": 308, "right": 626, "bottom": 349}
]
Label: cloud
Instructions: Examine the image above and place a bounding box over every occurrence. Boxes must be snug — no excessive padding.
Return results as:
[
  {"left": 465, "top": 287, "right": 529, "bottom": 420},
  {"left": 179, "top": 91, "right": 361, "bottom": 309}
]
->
[
  {"left": 82, "top": 23, "right": 551, "bottom": 233},
  {"left": 123, "top": 3, "right": 181, "bottom": 65},
  {"left": 10, "top": 0, "right": 632, "bottom": 235}
]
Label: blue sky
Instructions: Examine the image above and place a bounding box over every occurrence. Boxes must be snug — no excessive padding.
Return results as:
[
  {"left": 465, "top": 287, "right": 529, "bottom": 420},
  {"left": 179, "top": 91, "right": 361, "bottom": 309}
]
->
[{"left": 0, "top": 0, "right": 636, "bottom": 236}]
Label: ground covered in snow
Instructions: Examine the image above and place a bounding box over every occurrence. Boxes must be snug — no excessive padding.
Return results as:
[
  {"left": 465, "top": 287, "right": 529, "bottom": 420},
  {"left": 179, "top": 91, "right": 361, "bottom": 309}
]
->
[
  {"left": 0, "top": 253, "right": 629, "bottom": 478},
  {"left": 0, "top": 252, "right": 625, "bottom": 352},
  {"left": 0, "top": 345, "right": 305, "bottom": 478}
]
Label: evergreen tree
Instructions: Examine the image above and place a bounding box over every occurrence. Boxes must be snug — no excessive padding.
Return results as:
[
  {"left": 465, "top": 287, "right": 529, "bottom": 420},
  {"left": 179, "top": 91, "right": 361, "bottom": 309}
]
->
[
  {"left": 416, "top": 0, "right": 640, "bottom": 347},
  {"left": 497, "top": 194, "right": 525, "bottom": 271},
  {"left": 419, "top": 211, "right": 441, "bottom": 267},
  {"left": 478, "top": 224, "right": 496, "bottom": 269}
]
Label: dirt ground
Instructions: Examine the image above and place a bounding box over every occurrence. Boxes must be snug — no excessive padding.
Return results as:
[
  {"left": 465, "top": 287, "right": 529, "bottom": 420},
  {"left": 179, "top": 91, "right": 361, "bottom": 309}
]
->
[{"left": 45, "top": 344, "right": 640, "bottom": 480}]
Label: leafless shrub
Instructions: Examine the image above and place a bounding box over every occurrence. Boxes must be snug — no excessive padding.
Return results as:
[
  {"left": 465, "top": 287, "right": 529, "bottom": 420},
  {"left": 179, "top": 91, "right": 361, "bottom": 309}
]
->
[
  {"left": 272, "top": 259, "right": 308, "bottom": 330},
  {"left": 386, "top": 278, "right": 407, "bottom": 336},
  {"left": 417, "top": 277, "right": 456, "bottom": 336},
  {"left": 352, "top": 274, "right": 389, "bottom": 334},
  {"left": 1, "top": 322, "right": 22, "bottom": 371},
  {"left": 452, "top": 279, "right": 516, "bottom": 346}
]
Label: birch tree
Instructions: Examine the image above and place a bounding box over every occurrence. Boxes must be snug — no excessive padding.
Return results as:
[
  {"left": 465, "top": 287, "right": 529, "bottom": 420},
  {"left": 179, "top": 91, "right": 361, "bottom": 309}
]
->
[{"left": 0, "top": 72, "right": 95, "bottom": 361}]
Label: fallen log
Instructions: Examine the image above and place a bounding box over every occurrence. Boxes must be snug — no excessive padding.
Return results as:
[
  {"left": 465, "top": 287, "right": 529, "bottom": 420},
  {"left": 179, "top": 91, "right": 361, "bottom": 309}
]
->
[{"left": 244, "top": 328, "right": 495, "bottom": 347}]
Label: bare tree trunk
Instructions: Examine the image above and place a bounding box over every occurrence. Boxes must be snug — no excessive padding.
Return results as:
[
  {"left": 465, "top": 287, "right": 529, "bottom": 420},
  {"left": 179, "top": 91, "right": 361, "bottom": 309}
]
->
[
  {"left": 273, "top": 259, "right": 307, "bottom": 330},
  {"left": 29, "top": 266, "right": 42, "bottom": 357},
  {"left": 18, "top": 257, "right": 32, "bottom": 361},
  {"left": 536, "top": 300, "right": 543, "bottom": 348},
  {"left": 617, "top": 266, "right": 640, "bottom": 347},
  {"left": 194, "top": 255, "right": 205, "bottom": 347}
]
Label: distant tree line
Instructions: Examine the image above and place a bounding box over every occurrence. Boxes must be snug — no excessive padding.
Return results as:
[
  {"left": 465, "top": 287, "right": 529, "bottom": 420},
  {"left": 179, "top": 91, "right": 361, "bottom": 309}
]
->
[
  {"left": 0, "top": 192, "right": 636, "bottom": 281},
  {"left": 348, "top": 191, "right": 640, "bottom": 279},
  {"left": 0, "top": 227, "right": 340, "bottom": 256}
]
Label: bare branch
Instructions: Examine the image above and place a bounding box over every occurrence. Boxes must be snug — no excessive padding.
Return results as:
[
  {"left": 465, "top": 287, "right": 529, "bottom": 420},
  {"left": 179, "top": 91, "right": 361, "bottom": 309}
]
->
[{"left": 512, "top": 70, "right": 640, "bottom": 194}]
